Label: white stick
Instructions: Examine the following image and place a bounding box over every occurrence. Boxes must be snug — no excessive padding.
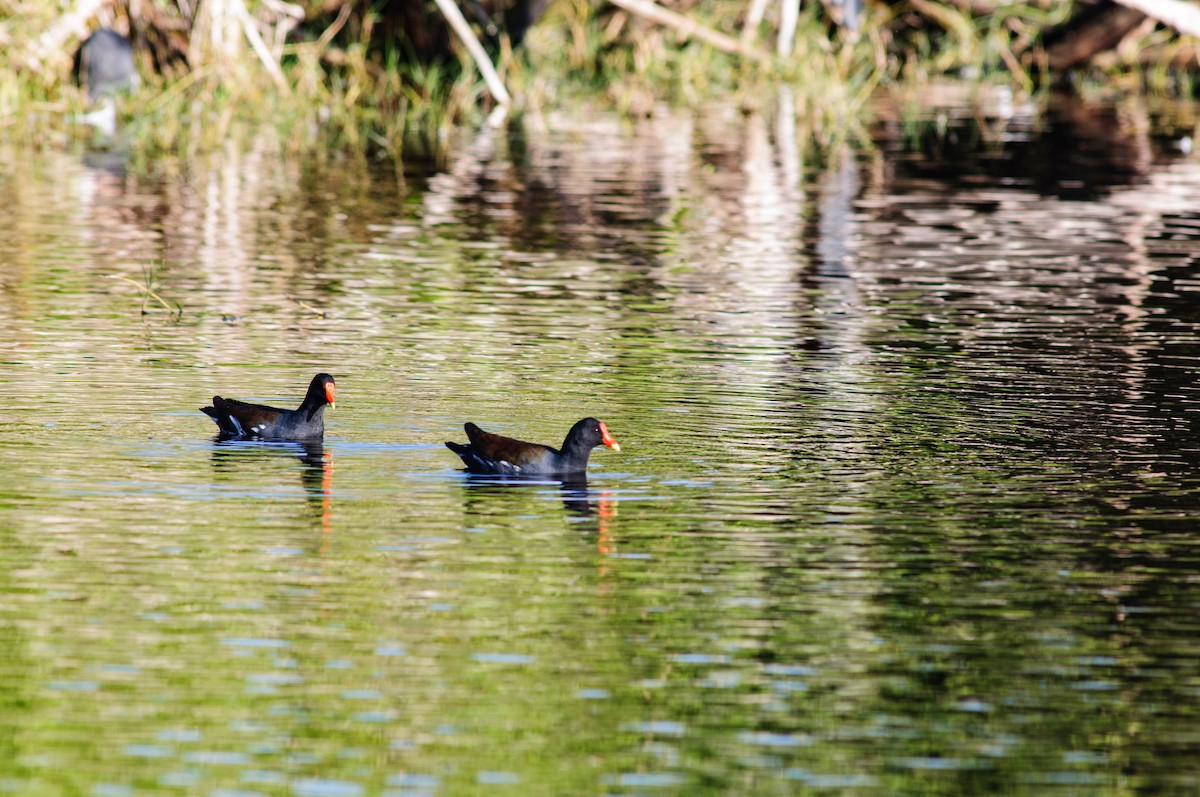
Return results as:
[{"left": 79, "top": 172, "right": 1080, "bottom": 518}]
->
[
  {"left": 742, "top": 0, "right": 772, "bottom": 44},
  {"left": 432, "top": 0, "right": 511, "bottom": 106},
  {"left": 777, "top": 0, "right": 799, "bottom": 58},
  {"left": 1110, "top": 0, "right": 1200, "bottom": 38}
]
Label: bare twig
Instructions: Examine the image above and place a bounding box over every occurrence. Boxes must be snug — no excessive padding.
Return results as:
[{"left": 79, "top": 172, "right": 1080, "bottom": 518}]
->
[
  {"left": 230, "top": 0, "right": 291, "bottom": 91},
  {"left": 432, "top": 0, "right": 511, "bottom": 105},
  {"left": 607, "top": 0, "right": 768, "bottom": 61},
  {"left": 315, "top": 3, "right": 353, "bottom": 51},
  {"left": 996, "top": 38, "right": 1032, "bottom": 93},
  {"left": 107, "top": 274, "right": 182, "bottom": 317},
  {"left": 293, "top": 299, "right": 327, "bottom": 317}
]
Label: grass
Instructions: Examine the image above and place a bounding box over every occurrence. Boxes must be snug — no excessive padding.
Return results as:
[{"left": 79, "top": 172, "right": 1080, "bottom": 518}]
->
[
  {"left": 125, "top": 44, "right": 469, "bottom": 161},
  {"left": 0, "top": 0, "right": 1196, "bottom": 160},
  {"left": 108, "top": 262, "right": 183, "bottom": 321}
]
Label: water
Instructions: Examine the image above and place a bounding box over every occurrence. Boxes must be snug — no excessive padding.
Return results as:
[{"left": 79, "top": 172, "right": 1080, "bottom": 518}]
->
[{"left": 4, "top": 89, "right": 1200, "bottom": 794}]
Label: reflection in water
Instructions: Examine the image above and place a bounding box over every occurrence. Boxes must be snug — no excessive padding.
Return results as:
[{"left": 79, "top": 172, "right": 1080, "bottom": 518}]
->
[
  {"left": 209, "top": 439, "right": 333, "bottom": 544},
  {"left": 6, "top": 87, "right": 1200, "bottom": 793},
  {"left": 456, "top": 474, "right": 610, "bottom": 521},
  {"left": 455, "top": 475, "right": 619, "bottom": 585}
]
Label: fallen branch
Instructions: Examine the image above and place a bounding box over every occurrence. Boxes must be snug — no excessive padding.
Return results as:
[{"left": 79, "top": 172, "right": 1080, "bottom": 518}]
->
[
  {"left": 432, "top": 0, "right": 511, "bottom": 106},
  {"left": 607, "top": 0, "right": 768, "bottom": 62},
  {"left": 1110, "top": 0, "right": 1200, "bottom": 38}
]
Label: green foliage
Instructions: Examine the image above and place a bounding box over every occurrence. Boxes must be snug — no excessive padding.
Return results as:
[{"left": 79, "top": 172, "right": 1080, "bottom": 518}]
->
[
  {"left": 889, "top": 0, "right": 1073, "bottom": 90},
  {"left": 0, "top": 0, "right": 1196, "bottom": 158}
]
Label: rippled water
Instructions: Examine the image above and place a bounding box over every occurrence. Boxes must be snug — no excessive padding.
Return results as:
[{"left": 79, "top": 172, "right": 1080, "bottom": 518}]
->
[{"left": 4, "top": 89, "right": 1200, "bottom": 794}]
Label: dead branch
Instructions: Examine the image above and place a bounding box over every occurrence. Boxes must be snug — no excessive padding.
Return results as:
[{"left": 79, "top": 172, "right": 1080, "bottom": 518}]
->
[
  {"left": 432, "top": 0, "right": 511, "bottom": 105},
  {"left": 607, "top": 0, "right": 768, "bottom": 61},
  {"left": 231, "top": 0, "right": 291, "bottom": 90}
]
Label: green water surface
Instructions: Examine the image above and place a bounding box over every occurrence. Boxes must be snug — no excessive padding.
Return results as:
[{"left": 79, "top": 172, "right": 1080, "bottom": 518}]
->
[{"left": 3, "top": 95, "right": 1200, "bottom": 795}]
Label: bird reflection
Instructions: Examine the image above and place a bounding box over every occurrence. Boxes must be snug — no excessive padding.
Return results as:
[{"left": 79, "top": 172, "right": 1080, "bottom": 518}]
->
[
  {"left": 457, "top": 474, "right": 611, "bottom": 520},
  {"left": 456, "top": 475, "right": 618, "bottom": 583},
  {"left": 558, "top": 478, "right": 596, "bottom": 517},
  {"left": 209, "top": 439, "right": 334, "bottom": 544}
]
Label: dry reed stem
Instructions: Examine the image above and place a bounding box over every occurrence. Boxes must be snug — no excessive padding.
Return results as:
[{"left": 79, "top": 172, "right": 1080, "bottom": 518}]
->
[
  {"left": 293, "top": 299, "right": 326, "bottom": 317},
  {"left": 742, "top": 0, "right": 771, "bottom": 44},
  {"left": 107, "top": 274, "right": 182, "bottom": 317}
]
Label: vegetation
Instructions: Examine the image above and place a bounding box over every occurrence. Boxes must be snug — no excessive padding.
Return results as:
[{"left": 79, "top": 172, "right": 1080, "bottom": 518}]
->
[{"left": 0, "top": 0, "right": 1197, "bottom": 159}]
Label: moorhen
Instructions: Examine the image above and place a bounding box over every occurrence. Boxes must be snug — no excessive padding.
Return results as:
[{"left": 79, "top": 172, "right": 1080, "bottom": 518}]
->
[
  {"left": 201, "top": 373, "right": 336, "bottom": 441},
  {"left": 446, "top": 417, "right": 621, "bottom": 476}
]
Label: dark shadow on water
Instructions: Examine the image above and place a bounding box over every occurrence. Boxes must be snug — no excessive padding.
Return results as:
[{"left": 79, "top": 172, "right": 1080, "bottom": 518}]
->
[{"left": 883, "top": 92, "right": 1162, "bottom": 201}]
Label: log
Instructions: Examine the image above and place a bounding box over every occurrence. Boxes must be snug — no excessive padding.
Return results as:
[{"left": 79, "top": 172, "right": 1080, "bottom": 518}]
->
[{"left": 1044, "top": 1, "right": 1147, "bottom": 69}]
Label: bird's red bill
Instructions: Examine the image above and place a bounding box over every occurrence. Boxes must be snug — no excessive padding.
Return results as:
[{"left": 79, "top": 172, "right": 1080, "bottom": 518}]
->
[
  {"left": 326, "top": 383, "right": 337, "bottom": 409},
  {"left": 599, "top": 422, "right": 620, "bottom": 451}
]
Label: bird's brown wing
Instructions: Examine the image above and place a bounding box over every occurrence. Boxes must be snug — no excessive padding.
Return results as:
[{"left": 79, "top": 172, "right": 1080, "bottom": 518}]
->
[
  {"left": 212, "top": 397, "right": 288, "bottom": 436},
  {"left": 464, "top": 423, "right": 556, "bottom": 467}
]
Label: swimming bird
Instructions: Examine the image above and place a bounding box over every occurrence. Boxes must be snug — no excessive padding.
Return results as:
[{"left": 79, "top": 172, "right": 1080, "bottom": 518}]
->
[
  {"left": 201, "top": 373, "right": 336, "bottom": 441},
  {"left": 446, "top": 417, "right": 620, "bottom": 476},
  {"left": 75, "top": 28, "right": 140, "bottom": 102}
]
